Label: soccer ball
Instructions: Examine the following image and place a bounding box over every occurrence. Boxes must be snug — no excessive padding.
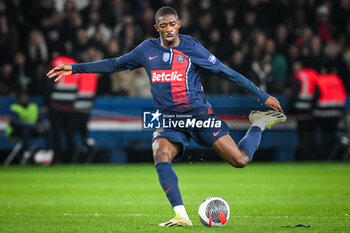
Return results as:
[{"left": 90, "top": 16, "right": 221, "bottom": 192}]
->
[{"left": 198, "top": 197, "right": 230, "bottom": 227}]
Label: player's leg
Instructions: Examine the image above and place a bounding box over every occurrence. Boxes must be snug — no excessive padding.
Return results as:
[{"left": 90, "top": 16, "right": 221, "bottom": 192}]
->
[
  {"left": 153, "top": 137, "right": 192, "bottom": 226},
  {"left": 153, "top": 137, "right": 180, "bottom": 163},
  {"left": 237, "top": 110, "right": 286, "bottom": 163},
  {"left": 212, "top": 110, "right": 286, "bottom": 167},
  {"left": 212, "top": 135, "right": 250, "bottom": 168}
]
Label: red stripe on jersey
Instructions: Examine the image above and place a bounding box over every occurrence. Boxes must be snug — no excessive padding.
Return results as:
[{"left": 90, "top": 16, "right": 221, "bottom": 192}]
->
[{"left": 171, "top": 49, "right": 191, "bottom": 112}]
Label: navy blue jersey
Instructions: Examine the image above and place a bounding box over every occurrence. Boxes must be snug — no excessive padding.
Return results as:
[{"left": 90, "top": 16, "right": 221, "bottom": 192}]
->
[
  {"left": 115, "top": 34, "right": 221, "bottom": 113},
  {"left": 72, "top": 34, "right": 269, "bottom": 113}
]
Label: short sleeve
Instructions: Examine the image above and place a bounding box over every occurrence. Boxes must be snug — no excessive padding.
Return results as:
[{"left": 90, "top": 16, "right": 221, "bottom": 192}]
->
[
  {"left": 113, "top": 42, "right": 145, "bottom": 71},
  {"left": 189, "top": 39, "right": 222, "bottom": 73}
]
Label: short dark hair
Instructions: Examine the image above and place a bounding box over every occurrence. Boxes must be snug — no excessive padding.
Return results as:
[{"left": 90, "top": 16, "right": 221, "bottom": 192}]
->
[{"left": 155, "top": 6, "right": 178, "bottom": 22}]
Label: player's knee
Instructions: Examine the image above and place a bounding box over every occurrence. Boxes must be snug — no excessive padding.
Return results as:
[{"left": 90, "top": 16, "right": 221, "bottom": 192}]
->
[
  {"left": 228, "top": 154, "right": 249, "bottom": 168},
  {"left": 153, "top": 147, "right": 174, "bottom": 163},
  {"left": 233, "top": 158, "right": 248, "bottom": 168}
]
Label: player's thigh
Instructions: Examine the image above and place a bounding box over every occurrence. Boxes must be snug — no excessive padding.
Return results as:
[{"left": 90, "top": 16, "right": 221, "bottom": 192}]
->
[
  {"left": 212, "top": 135, "right": 249, "bottom": 167},
  {"left": 152, "top": 138, "right": 182, "bottom": 163}
]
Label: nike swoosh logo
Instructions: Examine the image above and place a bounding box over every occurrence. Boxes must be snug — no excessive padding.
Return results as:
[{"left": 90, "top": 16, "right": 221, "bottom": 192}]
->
[
  {"left": 213, "top": 129, "right": 222, "bottom": 137},
  {"left": 149, "top": 56, "right": 158, "bottom": 60},
  {"left": 165, "top": 187, "right": 173, "bottom": 194}
]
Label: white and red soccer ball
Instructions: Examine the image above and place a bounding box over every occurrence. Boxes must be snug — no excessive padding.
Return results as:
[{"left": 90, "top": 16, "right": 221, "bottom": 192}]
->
[{"left": 198, "top": 197, "right": 230, "bottom": 227}]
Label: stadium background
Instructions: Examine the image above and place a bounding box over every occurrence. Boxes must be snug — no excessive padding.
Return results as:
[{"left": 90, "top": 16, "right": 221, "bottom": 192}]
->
[{"left": 0, "top": 0, "right": 350, "bottom": 163}]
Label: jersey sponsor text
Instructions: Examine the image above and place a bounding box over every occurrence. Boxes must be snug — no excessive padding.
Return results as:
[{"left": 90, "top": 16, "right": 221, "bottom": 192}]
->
[{"left": 151, "top": 70, "right": 184, "bottom": 83}]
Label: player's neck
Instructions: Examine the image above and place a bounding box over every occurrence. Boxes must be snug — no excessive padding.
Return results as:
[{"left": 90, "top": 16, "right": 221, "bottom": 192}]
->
[{"left": 161, "top": 36, "right": 180, "bottom": 48}]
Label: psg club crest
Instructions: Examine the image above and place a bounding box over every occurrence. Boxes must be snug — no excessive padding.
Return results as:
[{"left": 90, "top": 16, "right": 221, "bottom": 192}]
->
[
  {"left": 176, "top": 54, "right": 185, "bottom": 63},
  {"left": 163, "top": 53, "right": 170, "bottom": 62}
]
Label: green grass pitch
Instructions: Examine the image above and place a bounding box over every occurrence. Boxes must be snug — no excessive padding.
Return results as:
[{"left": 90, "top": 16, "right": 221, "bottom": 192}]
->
[{"left": 1, "top": 163, "right": 350, "bottom": 232}]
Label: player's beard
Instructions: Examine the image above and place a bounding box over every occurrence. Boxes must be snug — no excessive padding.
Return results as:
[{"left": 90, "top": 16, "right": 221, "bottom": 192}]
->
[
  {"left": 165, "top": 33, "right": 175, "bottom": 45},
  {"left": 165, "top": 38, "right": 175, "bottom": 45}
]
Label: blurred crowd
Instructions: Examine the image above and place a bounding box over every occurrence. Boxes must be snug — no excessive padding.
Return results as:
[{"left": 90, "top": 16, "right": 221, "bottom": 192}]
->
[{"left": 1, "top": 0, "right": 350, "bottom": 97}]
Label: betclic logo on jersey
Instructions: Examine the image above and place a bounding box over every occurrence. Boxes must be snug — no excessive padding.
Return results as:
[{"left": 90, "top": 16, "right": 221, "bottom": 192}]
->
[{"left": 151, "top": 70, "right": 184, "bottom": 83}]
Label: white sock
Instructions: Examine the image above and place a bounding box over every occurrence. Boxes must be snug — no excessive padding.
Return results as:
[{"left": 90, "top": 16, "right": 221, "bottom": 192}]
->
[
  {"left": 174, "top": 205, "right": 190, "bottom": 220},
  {"left": 252, "top": 118, "right": 266, "bottom": 131}
]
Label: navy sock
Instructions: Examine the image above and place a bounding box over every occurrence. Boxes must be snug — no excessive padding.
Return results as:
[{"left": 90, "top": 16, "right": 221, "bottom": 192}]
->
[
  {"left": 238, "top": 126, "right": 262, "bottom": 161},
  {"left": 155, "top": 162, "right": 183, "bottom": 208}
]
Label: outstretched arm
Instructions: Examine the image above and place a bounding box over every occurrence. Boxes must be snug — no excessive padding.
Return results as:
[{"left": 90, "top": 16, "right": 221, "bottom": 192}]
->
[
  {"left": 217, "top": 63, "right": 283, "bottom": 113},
  {"left": 47, "top": 43, "right": 145, "bottom": 81},
  {"left": 46, "top": 59, "right": 127, "bottom": 82}
]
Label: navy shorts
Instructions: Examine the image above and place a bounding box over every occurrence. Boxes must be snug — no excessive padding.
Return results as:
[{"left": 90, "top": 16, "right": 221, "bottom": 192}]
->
[{"left": 152, "top": 113, "right": 230, "bottom": 160}]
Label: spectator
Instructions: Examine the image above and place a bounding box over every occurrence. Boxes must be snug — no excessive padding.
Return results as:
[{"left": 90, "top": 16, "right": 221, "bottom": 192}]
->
[
  {"left": 206, "top": 28, "right": 223, "bottom": 58},
  {"left": 107, "top": 0, "right": 127, "bottom": 27},
  {"left": 62, "top": 9, "right": 83, "bottom": 42},
  {"left": 139, "top": 7, "right": 156, "bottom": 37},
  {"left": 0, "top": 0, "right": 7, "bottom": 16},
  {"left": 222, "top": 7, "right": 236, "bottom": 30},
  {"left": 303, "top": 36, "right": 324, "bottom": 71},
  {"left": 291, "top": 8, "right": 308, "bottom": 37},
  {"left": 249, "top": 53, "right": 274, "bottom": 93},
  {"left": 313, "top": 69, "right": 346, "bottom": 160},
  {"left": 239, "top": 10, "right": 258, "bottom": 38},
  {"left": 86, "top": 11, "right": 112, "bottom": 46},
  {"left": 30, "top": 0, "right": 60, "bottom": 32},
  {"left": 315, "top": 5, "right": 332, "bottom": 44},
  {"left": 45, "top": 56, "right": 79, "bottom": 164},
  {"left": 130, "top": 68, "right": 152, "bottom": 97},
  {"left": 105, "top": 39, "right": 122, "bottom": 58},
  {"left": 121, "top": 25, "right": 142, "bottom": 53},
  {"left": 26, "top": 29, "right": 48, "bottom": 93},
  {"left": 197, "top": 11, "right": 213, "bottom": 44},
  {"left": 230, "top": 50, "right": 249, "bottom": 76},
  {"left": 274, "top": 24, "right": 289, "bottom": 55},
  {"left": 298, "top": 27, "right": 314, "bottom": 54},
  {"left": 46, "top": 29, "right": 64, "bottom": 55},
  {"left": 110, "top": 67, "right": 151, "bottom": 97},
  {"left": 287, "top": 44, "right": 302, "bottom": 74},
  {"left": 62, "top": 0, "right": 77, "bottom": 17},
  {"left": 6, "top": 91, "right": 50, "bottom": 157},
  {"left": 110, "top": 70, "right": 134, "bottom": 96},
  {"left": 265, "top": 39, "right": 288, "bottom": 93},
  {"left": 13, "top": 52, "right": 31, "bottom": 92},
  {"left": 332, "top": 0, "right": 350, "bottom": 36},
  {"left": 0, "top": 14, "right": 19, "bottom": 62},
  {"left": 223, "top": 29, "right": 247, "bottom": 62},
  {"left": 81, "top": 0, "right": 104, "bottom": 26},
  {"left": 26, "top": 30, "right": 49, "bottom": 69},
  {"left": 252, "top": 30, "right": 267, "bottom": 51},
  {"left": 288, "top": 62, "right": 318, "bottom": 160},
  {"left": 324, "top": 41, "right": 343, "bottom": 74},
  {"left": 0, "top": 63, "right": 16, "bottom": 95},
  {"left": 73, "top": 28, "right": 89, "bottom": 61}
]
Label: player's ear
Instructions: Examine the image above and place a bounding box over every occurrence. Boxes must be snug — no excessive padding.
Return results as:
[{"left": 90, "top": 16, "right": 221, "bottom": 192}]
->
[
  {"left": 154, "top": 24, "right": 159, "bottom": 32},
  {"left": 177, "top": 19, "right": 182, "bottom": 29}
]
